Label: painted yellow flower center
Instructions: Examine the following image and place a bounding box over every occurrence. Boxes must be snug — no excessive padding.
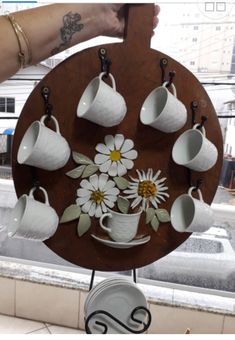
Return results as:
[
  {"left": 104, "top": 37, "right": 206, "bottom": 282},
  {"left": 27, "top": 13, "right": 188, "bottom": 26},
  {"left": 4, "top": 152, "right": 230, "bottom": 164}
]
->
[
  {"left": 109, "top": 150, "right": 121, "bottom": 162},
  {"left": 91, "top": 191, "right": 104, "bottom": 205},
  {"left": 138, "top": 180, "right": 157, "bottom": 198}
]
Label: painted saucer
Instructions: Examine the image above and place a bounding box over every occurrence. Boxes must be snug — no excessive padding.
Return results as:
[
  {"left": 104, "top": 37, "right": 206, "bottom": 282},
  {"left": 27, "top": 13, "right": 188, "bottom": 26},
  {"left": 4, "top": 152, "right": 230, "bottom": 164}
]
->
[{"left": 91, "top": 234, "right": 151, "bottom": 249}]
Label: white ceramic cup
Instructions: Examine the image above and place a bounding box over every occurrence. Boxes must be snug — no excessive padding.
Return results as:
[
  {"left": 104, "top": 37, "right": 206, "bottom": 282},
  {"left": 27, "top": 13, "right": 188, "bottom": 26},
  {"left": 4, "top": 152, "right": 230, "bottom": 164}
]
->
[
  {"left": 170, "top": 187, "right": 214, "bottom": 233},
  {"left": 140, "top": 82, "right": 187, "bottom": 133},
  {"left": 8, "top": 186, "right": 59, "bottom": 241},
  {"left": 77, "top": 72, "right": 127, "bottom": 127},
  {"left": 99, "top": 209, "right": 142, "bottom": 243},
  {"left": 17, "top": 115, "right": 71, "bottom": 171},
  {"left": 172, "top": 124, "right": 218, "bottom": 172}
]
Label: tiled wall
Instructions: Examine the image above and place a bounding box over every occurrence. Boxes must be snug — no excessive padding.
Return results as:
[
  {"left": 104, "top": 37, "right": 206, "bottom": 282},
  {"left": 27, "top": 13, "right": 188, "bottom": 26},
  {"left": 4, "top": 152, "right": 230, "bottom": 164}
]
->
[{"left": 0, "top": 276, "right": 234, "bottom": 334}]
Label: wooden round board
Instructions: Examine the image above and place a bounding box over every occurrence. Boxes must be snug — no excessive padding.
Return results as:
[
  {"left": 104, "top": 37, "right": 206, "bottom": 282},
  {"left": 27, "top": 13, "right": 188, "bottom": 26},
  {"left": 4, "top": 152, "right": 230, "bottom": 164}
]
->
[{"left": 12, "top": 5, "right": 223, "bottom": 271}]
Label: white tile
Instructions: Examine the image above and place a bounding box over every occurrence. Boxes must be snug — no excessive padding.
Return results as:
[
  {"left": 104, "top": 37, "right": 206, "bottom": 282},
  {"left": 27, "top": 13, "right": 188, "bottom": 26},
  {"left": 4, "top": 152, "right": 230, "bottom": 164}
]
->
[
  {"left": 28, "top": 327, "right": 50, "bottom": 334},
  {"left": 48, "top": 325, "right": 85, "bottom": 334},
  {"left": 223, "top": 316, "right": 235, "bottom": 334},
  {"left": 148, "top": 304, "right": 224, "bottom": 334},
  {"left": 0, "top": 277, "right": 15, "bottom": 316},
  {"left": 78, "top": 290, "right": 88, "bottom": 330},
  {"left": 15, "top": 280, "right": 80, "bottom": 328},
  {"left": 0, "top": 314, "right": 45, "bottom": 334}
]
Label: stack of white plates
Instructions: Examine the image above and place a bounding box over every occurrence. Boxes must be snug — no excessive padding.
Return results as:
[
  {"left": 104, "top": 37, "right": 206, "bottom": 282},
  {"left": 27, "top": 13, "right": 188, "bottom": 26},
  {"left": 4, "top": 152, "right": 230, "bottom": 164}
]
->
[{"left": 84, "top": 277, "right": 148, "bottom": 334}]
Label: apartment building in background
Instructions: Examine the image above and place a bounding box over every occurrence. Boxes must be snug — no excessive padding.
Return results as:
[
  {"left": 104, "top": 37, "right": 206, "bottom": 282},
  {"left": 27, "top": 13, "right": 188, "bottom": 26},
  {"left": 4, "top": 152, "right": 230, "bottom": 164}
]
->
[{"left": 153, "top": 0, "right": 235, "bottom": 74}]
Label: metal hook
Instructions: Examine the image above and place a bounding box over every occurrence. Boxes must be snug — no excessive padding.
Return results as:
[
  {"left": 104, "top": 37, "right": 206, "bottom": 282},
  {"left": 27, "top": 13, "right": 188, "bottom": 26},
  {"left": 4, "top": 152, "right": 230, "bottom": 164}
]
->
[
  {"left": 85, "top": 306, "right": 151, "bottom": 334},
  {"left": 41, "top": 86, "right": 50, "bottom": 102},
  {"left": 160, "top": 58, "right": 168, "bottom": 84},
  {"left": 160, "top": 58, "right": 176, "bottom": 86},
  {"left": 166, "top": 71, "right": 176, "bottom": 88},
  {"left": 98, "top": 48, "right": 111, "bottom": 78},
  {"left": 188, "top": 169, "right": 203, "bottom": 191},
  {"left": 192, "top": 178, "right": 203, "bottom": 192},
  {"left": 191, "top": 101, "right": 198, "bottom": 126},
  {"left": 30, "top": 166, "right": 40, "bottom": 193},
  {"left": 41, "top": 86, "right": 53, "bottom": 121},
  {"left": 187, "top": 167, "right": 203, "bottom": 191},
  {"left": 197, "top": 115, "right": 208, "bottom": 130}
]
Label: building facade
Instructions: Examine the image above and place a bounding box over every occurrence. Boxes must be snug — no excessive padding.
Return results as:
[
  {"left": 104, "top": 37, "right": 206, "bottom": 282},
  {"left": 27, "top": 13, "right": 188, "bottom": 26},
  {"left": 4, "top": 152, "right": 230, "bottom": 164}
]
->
[{"left": 152, "top": 0, "right": 235, "bottom": 74}]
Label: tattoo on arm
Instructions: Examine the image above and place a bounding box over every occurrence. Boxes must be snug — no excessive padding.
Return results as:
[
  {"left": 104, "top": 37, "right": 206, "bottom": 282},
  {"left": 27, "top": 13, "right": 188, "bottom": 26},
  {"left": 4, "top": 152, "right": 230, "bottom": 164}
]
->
[{"left": 51, "top": 12, "right": 84, "bottom": 55}]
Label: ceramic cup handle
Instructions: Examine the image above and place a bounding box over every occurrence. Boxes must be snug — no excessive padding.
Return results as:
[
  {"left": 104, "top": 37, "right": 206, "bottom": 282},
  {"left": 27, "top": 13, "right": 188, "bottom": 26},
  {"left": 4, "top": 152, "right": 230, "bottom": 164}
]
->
[
  {"left": 29, "top": 186, "right": 50, "bottom": 206},
  {"left": 40, "top": 115, "right": 61, "bottom": 135},
  {"left": 163, "top": 82, "right": 177, "bottom": 97},
  {"left": 193, "top": 124, "right": 206, "bottom": 137},
  {"left": 99, "top": 212, "right": 112, "bottom": 233},
  {"left": 99, "top": 72, "right": 116, "bottom": 91},
  {"left": 188, "top": 187, "right": 204, "bottom": 202}
]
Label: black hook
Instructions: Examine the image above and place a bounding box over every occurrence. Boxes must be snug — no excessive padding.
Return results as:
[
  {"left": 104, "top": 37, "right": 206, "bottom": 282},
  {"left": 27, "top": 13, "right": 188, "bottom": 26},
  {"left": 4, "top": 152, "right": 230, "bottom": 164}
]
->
[
  {"left": 166, "top": 71, "right": 176, "bottom": 88},
  {"left": 41, "top": 86, "right": 50, "bottom": 102},
  {"left": 85, "top": 306, "right": 151, "bottom": 334},
  {"left": 160, "top": 58, "right": 168, "bottom": 84},
  {"left": 192, "top": 178, "right": 203, "bottom": 192},
  {"left": 191, "top": 101, "right": 198, "bottom": 126},
  {"left": 41, "top": 86, "right": 53, "bottom": 122},
  {"left": 160, "top": 58, "right": 176, "bottom": 87},
  {"left": 30, "top": 166, "right": 40, "bottom": 193},
  {"left": 197, "top": 115, "right": 208, "bottom": 130},
  {"left": 98, "top": 48, "right": 111, "bottom": 78},
  {"left": 187, "top": 167, "right": 203, "bottom": 191}
]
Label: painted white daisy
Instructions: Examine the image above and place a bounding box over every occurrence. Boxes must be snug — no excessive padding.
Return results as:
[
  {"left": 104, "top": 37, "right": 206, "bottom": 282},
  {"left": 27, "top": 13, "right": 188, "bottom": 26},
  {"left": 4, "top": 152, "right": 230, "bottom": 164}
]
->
[
  {"left": 94, "top": 134, "right": 138, "bottom": 177},
  {"left": 124, "top": 169, "right": 169, "bottom": 211},
  {"left": 76, "top": 173, "right": 120, "bottom": 218}
]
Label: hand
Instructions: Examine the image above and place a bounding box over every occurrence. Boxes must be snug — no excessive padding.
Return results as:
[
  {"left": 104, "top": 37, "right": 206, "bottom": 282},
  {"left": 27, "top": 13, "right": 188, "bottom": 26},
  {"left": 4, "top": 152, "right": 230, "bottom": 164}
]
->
[{"left": 101, "top": 4, "right": 160, "bottom": 38}]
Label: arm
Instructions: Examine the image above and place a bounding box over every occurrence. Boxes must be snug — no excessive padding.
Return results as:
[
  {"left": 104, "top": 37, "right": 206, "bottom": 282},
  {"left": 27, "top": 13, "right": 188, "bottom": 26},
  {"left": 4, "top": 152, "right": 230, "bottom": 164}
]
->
[{"left": 0, "top": 3, "right": 160, "bottom": 82}]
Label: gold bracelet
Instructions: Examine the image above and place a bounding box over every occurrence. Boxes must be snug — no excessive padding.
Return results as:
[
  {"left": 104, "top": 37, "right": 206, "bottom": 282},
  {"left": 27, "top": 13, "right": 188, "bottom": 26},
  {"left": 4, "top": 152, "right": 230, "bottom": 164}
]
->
[{"left": 5, "top": 14, "right": 32, "bottom": 68}]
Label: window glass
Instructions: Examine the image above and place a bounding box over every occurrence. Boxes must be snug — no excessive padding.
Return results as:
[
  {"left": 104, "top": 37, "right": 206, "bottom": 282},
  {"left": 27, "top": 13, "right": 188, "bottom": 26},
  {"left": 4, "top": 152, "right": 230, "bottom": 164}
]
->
[
  {"left": 0, "top": 98, "right": 5, "bottom": 112},
  {"left": 7, "top": 98, "right": 15, "bottom": 113},
  {"left": 0, "top": 97, "right": 15, "bottom": 113}
]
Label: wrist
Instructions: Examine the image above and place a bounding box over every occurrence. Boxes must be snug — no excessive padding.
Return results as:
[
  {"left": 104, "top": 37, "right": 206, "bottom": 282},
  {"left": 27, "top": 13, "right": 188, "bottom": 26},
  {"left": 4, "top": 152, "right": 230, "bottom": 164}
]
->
[{"left": 85, "top": 4, "right": 124, "bottom": 38}]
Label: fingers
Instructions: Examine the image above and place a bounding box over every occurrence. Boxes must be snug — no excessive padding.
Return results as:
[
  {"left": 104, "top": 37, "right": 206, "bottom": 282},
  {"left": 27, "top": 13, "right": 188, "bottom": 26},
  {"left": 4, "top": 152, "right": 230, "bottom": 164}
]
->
[
  {"left": 153, "top": 4, "right": 160, "bottom": 30},
  {"left": 112, "top": 3, "right": 125, "bottom": 12},
  {"left": 154, "top": 4, "right": 161, "bottom": 16},
  {"left": 107, "top": 3, "right": 160, "bottom": 38},
  {"left": 117, "top": 5, "right": 126, "bottom": 35}
]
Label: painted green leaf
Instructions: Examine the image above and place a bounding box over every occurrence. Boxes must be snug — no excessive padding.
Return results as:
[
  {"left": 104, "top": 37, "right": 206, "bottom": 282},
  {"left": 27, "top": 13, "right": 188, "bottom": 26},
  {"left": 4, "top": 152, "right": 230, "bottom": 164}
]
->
[
  {"left": 77, "top": 214, "right": 91, "bottom": 237},
  {"left": 114, "top": 177, "right": 129, "bottom": 190},
  {"left": 117, "top": 196, "right": 130, "bottom": 214},
  {"left": 81, "top": 164, "right": 99, "bottom": 178},
  {"left": 145, "top": 208, "right": 156, "bottom": 224},
  {"left": 151, "top": 215, "right": 160, "bottom": 232},
  {"left": 66, "top": 165, "right": 86, "bottom": 179},
  {"left": 72, "top": 151, "right": 94, "bottom": 165},
  {"left": 155, "top": 209, "right": 171, "bottom": 223},
  {"left": 60, "top": 204, "right": 81, "bottom": 223}
]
